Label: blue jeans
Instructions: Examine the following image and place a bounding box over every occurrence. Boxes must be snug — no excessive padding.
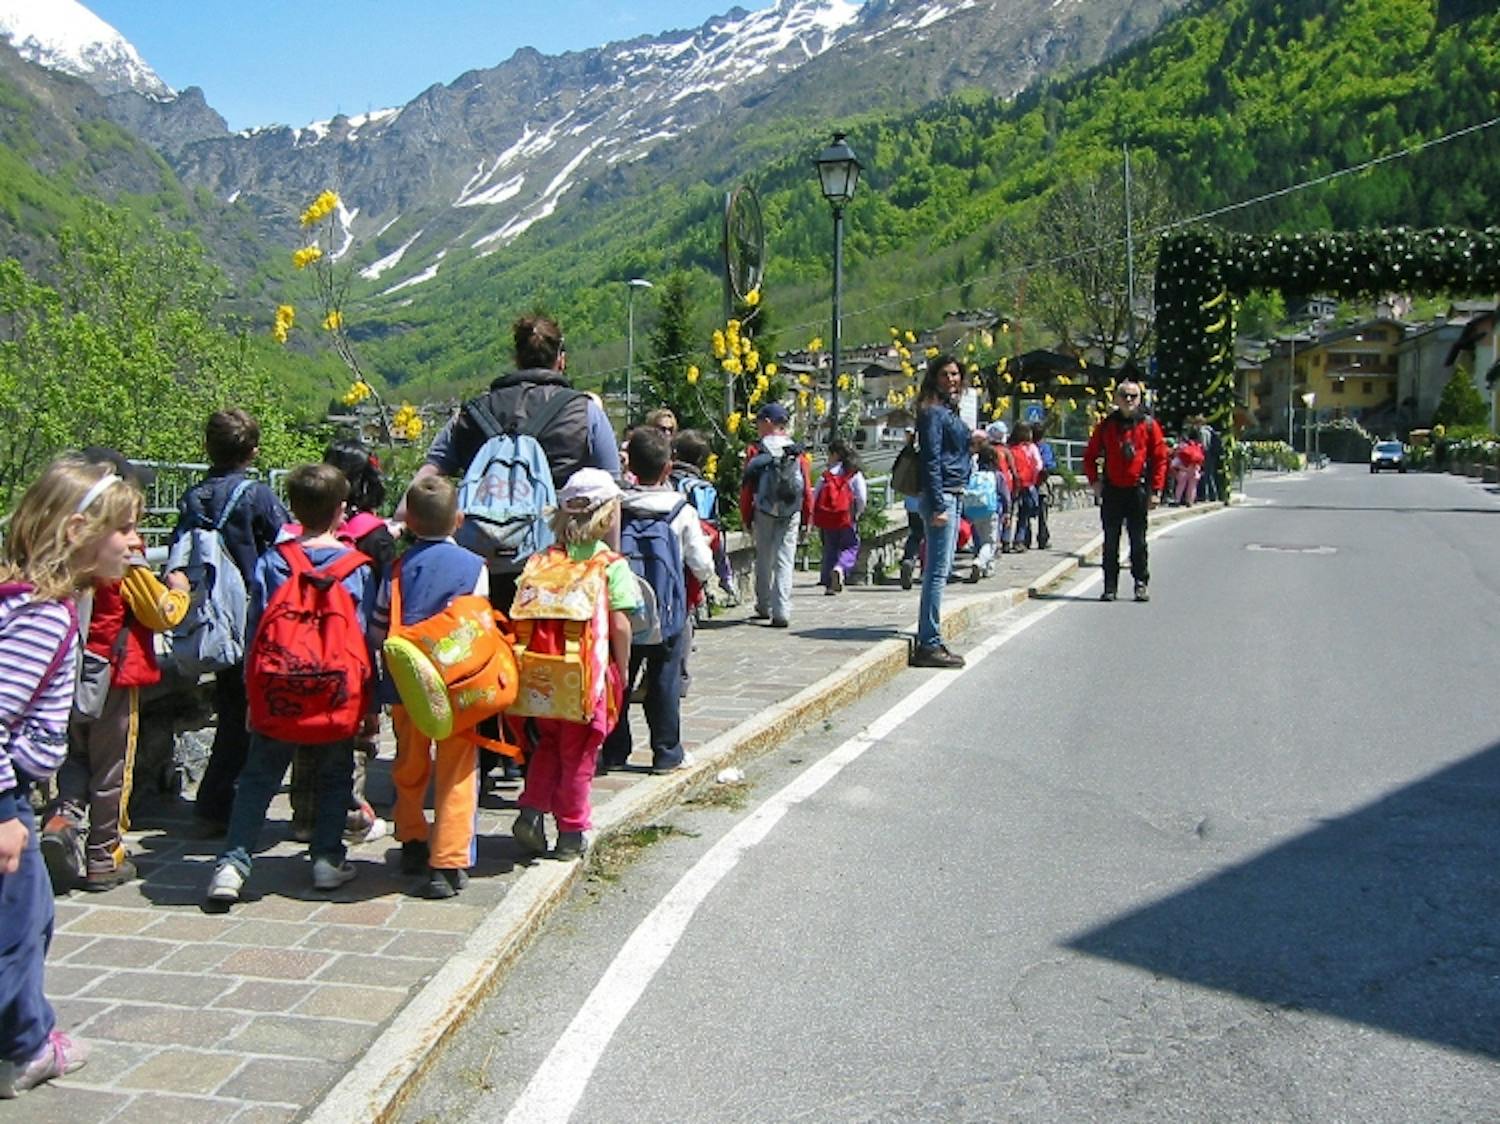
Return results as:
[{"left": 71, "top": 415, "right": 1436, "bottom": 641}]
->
[
  {"left": 601, "top": 625, "right": 689, "bottom": 771},
  {"left": 918, "top": 493, "right": 960, "bottom": 649},
  {"left": 219, "top": 734, "right": 354, "bottom": 875},
  {"left": 0, "top": 797, "right": 54, "bottom": 1064}
]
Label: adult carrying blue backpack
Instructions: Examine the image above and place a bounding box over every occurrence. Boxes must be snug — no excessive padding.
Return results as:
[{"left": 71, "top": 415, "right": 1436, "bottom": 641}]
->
[
  {"left": 619, "top": 495, "right": 688, "bottom": 648},
  {"left": 454, "top": 391, "right": 580, "bottom": 572},
  {"left": 962, "top": 469, "right": 998, "bottom": 520},
  {"left": 164, "top": 479, "right": 253, "bottom": 678}
]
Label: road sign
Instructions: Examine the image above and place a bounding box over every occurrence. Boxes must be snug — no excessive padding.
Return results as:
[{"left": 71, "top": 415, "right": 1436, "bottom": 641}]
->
[{"left": 1023, "top": 403, "right": 1045, "bottom": 424}]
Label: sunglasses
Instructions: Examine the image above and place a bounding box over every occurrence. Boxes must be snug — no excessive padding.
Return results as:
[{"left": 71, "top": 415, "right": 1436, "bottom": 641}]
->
[{"left": 1119, "top": 392, "right": 1140, "bottom": 400}]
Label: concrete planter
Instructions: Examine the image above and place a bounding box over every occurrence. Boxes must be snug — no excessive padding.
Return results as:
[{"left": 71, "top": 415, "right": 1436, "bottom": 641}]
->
[{"left": 1485, "top": 465, "right": 1500, "bottom": 484}]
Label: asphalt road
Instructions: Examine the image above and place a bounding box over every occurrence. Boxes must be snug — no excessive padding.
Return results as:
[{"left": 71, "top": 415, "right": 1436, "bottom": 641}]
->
[{"left": 399, "top": 465, "right": 1500, "bottom": 1123}]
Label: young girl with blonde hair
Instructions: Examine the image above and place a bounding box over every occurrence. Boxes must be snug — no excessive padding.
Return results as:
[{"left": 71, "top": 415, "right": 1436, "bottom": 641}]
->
[{"left": 1, "top": 457, "right": 144, "bottom": 1097}]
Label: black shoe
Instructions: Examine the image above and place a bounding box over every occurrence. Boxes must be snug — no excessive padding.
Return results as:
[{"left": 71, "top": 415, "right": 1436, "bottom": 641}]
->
[
  {"left": 400, "top": 839, "right": 430, "bottom": 875},
  {"left": 82, "top": 858, "right": 137, "bottom": 892},
  {"left": 910, "top": 644, "right": 965, "bottom": 669},
  {"left": 899, "top": 560, "right": 914, "bottom": 590},
  {"left": 423, "top": 867, "right": 468, "bottom": 899},
  {"left": 553, "top": 831, "right": 588, "bottom": 860},
  {"left": 40, "top": 816, "right": 83, "bottom": 892},
  {"left": 1100, "top": 588, "right": 1117, "bottom": 602},
  {"left": 769, "top": 618, "right": 789, "bottom": 629},
  {"left": 1134, "top": 582, "right": 1150, "bottom": 603},
  {"left": 966, "top": 563, "right": 982, "bottom": 584},
  {"left": 513, "top": 808, "right": 548, "bottom": 856}
]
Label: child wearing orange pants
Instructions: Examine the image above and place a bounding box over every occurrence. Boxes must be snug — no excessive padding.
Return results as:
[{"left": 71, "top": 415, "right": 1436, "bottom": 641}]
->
[{"left": 370, "top": 477, "right": 488, "bottom": 899}]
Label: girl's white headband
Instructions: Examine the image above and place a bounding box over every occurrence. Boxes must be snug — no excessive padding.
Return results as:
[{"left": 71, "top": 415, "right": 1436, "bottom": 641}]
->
[{"left": 75, "top": 473, "right": 121, "bottom": 516}]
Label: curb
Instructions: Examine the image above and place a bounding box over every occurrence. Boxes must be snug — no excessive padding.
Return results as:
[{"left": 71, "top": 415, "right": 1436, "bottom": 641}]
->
[{"left": 308, "top": 500, "right": 1229, "bottom": 1123}]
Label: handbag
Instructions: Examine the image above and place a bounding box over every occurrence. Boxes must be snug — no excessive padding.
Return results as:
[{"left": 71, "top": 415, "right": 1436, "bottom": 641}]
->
[{"left": 891, "top": 443, "right": 921, "bottom": 497}]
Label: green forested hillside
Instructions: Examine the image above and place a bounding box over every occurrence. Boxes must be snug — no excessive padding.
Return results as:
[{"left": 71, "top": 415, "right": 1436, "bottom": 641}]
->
[{"left": 349, "top": 0, "right": 1500, "bottom": 400}]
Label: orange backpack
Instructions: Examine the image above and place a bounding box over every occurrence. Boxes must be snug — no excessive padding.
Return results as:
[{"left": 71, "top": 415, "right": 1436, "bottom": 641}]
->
[
  {"left": 382, "top": 560, "right": 520, "bottom": 757},
  {"left": 247, "top": 543, "right": 372, "bottom": 745},
  {"left": 507, "top": 547, "right": 615, "bottom": 726}
]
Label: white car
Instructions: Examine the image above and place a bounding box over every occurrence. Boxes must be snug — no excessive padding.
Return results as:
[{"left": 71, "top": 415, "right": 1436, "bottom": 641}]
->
[{"left": 1370, "top": 441, "right": 1406, "bottom": 473}]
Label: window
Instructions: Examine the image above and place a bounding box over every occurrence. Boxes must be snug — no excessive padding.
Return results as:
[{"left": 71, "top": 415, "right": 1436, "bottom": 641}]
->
[
  {"left": 1363, "top": 381, "right": 1373, "bottom": 395},
  {"left": 1332, "top": 380, "right": 1346, "bottom": 395}
]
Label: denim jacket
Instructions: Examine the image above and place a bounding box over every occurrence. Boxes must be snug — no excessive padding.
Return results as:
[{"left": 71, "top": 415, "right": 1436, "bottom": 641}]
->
[{"left": 917, "top": 401, "right": 971, "bottom": 512}]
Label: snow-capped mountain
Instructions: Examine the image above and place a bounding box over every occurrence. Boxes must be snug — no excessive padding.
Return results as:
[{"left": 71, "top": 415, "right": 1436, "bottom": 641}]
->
[
  {"left": 0, "top": 0, "right": 171, "bottom": 99},
  {"left": 13, "top": 0, "right": 1183, "bottom": 298}
]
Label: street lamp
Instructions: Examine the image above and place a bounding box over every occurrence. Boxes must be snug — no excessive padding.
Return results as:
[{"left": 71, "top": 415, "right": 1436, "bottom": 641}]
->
[
  {"left": 1301, "top": 391, "right": 1316, "bottom": 461},
  {"left": 625, "top": 277, "right": 653, "bottom": 423},
  {"left": 816, "top": 131, "right": 862, "bottom": 444}
]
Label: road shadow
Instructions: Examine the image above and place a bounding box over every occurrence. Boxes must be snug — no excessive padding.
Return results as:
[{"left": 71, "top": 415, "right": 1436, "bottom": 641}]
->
[
  {"left": 794, "top": 626, "right": 905, "bottom": 642},
  {"left": 1067, "top": 742, "right": 1500, "bottom": 1056}
]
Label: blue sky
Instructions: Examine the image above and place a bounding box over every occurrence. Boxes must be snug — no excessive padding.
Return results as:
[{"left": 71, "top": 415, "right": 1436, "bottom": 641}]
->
[{"left": 88, "top": 1, "right": 760, "bottom": 131}]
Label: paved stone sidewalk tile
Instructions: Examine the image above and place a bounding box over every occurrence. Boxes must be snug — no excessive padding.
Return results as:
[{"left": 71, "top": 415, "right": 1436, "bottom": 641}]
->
[
  {"left": 62, "top": 935, "right": 177, "bottom": 970},
  {"left": 85, "top": 1003, "right": 244, "bottom": 1048},
  {"left": 315, "top": 951, "right": 441, "bottom": 987},
  {"left": 229, "top": 1105, "right": 299, "bottom": 1124},
  {"left": 217, "top": 919, "right": 318, "bottom": 948},
  {"left": 293, "top": 983, "right": 408, "bottom": 1022},
  {"left": 83, "top": 969, "right": 231, "bottom": 1008},
  {"left": 217, "top": 1056, "right": 339, "bottom": 1106},
  {"left": 5, "top": 1085, "right": 128, "bottom": 1123},
  {"left": 298, "top": 924, "right": 396, "bottom": 954},
  {"left": 109, "top": 1093, "right": 251, "bottom": 1124},
  {"left": 62, "top": 908, "right": 158, "bottom": 936},
  {"left": 216, "top": 947, "right": 333, "bottom": 980},
  {"left": 141, "top": 914, "right": 242, "bottom": 941},
  {"left": 213, "top": 979, "right": 313, "bottom": 1013},
  {"left": 154, "top": 943, "right": 232, "bottom": 974},
  {"left": 118, "top": 1048, "right": 243, "bottom": 1093},
  {"left": 225, "top": 1014, "right": 373, "bottom": 1062}
]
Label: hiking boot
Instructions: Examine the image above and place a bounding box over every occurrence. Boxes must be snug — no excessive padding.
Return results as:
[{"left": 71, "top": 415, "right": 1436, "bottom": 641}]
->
[
  {"left": 899, "top": 560, "right": 914, "bottom": 590},
  {"left": 769, "top": 618, "right": 789, "bottom": 629},
  {"left": 513, "top": 808, "right": 548, "bottom": 856},
  {"left": 830, "top": 569, "right": 844, "bottom": 594},
  {"left": 205, "top": 863, "right": 244, "bottom": 906},
  {"left": 39, "top": 816, "right": 83, "bottom": 893},
  {"left": 424, "top": 867, "right": 469, "bottom": 899},
  {"left": 83, "top": 858, "right": 137, "bottom": 893},
  {"left": 910, "top": 645, "right": 965, "bottom": 670},
  {"left": 553, "top": 831, "right": 589, "bottom": 860},
  {"left": 0, "top": 1030, "right": 90, "bottom": 1097},
  {"left": 400, "top": 839, "right": 430, "bottom": 875},
  {"left": 311, "top": 857, "right": 357, "bottom": 891},
  {"left": 1134, "top": 581, "right": 1150, "bottom": 603}
]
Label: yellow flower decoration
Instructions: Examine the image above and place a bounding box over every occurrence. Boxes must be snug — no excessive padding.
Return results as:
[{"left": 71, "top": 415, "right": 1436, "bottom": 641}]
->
[
  {"left": 744, "top": 288, "right": 761, "bottom": 307},
  {"left": 712, "top": 330, "right": 727, "bottom": 359},
  {"left": 837, "top": 373, "right": 852, "bottom": 391},
  {"left": 686, "top": 364, "right": 700, "bottom": 385},
  {"left": 272, "top": 303, "right": 295, "bottom": 344},
  {"left": 904, "top": 330, "right": 916, "bottom": 344},
  {"left": 704, "top": 453, "right": 719, "bottom": 478},
  {"left": 765, "top": 362, "right": 777, "bottom": 377},
  {"left": 813, "top": 397, "right": 827, "bottom": 415},
  {"left": 889, "top": 326, "right": 901, "bottom": 338},
  {"left": 1043, "top": 395, "right": 1055, "bottom": 408},
  {"left": 299, "top": 190, "right": 340, "bottom": 227},
  {"left": 807, "top": 337, "right": 823, "bottom": 353},
  {"left": 925, "top": 346, "right": 939, "bottom": 358},
  {"left": 725, "top": 411, "right": 743, "bottom": 435},
  {"left": 322, "top": 310, "right": 343, "bottom": 332},
  {"left": 292, "top": 245, "right": 324, "bottom": 270},
  {"left": 747, "top": 388, "right": 763, "bottom": 407},
  {"left": 745, "top": 350, "right": 760, "bottom": 372},
  {"left": 723, "top": 356, "right": 743, "bottom": 375},
  {"left": 727, "top": 318, "right": 741, "bottom": 334}
]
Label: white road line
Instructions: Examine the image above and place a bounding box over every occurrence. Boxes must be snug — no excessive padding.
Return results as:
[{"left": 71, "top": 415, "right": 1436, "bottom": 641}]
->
[{"left": 495, "top": 578, "right": 1084, "bottom": 1124}]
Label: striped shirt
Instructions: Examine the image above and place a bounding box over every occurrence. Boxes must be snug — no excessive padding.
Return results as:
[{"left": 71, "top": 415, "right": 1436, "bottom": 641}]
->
[{"left": 0, "top": 592, "right": 78, "bottom": 820}]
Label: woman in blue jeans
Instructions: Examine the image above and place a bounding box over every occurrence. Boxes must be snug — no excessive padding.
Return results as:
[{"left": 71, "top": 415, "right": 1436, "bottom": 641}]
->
[{"left": 912, "top": 354, "right": 971, "bottom": 669}]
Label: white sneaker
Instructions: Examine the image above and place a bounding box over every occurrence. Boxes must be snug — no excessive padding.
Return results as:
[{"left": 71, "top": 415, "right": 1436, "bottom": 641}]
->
[
  {"left": 206, "top": 863, "right": 244, "bottom": 904},
  {"left": 311, "top": 857, "right": 357, "bottom": 890},
  {"left": 344, "top": 816, "right": 389, "bottom": 846}
]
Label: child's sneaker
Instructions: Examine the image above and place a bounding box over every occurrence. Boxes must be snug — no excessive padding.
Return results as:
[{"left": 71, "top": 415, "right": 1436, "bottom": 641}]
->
[
  {"left": 552, "top": 831, "right": 590, "bottom": 860},
  {"left": 205, "top": 863, "right": 244, "bottom": 905},
  {"left": 399, "top": 839, "right": 430, "bottom": 875},
  {"left": 83, "top": 858, "right": 138, "bottom": 893},
  {"left": 311, "top": 857, "right": 357, "bottom": 891},
  {"left": 344, "top": 802, "right": 389, "bottom": 846},
  {"left": 39, "top": 816, "right": 84, "bottom": 893},
  {"left": 512, "top": 808, "right": 547, "bottom": 856},
  {"left": 423, "top": 867, "right": 469, "bottom": 899},
  {"left": 0, "top": 1030, "right": 90, "bottom": 1097}
]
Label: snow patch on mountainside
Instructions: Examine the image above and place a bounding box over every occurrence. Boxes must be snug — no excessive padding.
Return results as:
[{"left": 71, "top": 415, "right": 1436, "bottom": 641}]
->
[{"left": 360, "top": 230, "right": 423, "bottom": 280}]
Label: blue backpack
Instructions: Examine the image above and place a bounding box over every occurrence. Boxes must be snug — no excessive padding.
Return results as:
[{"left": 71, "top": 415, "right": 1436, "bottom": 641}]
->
[
  {"left": 962, "top": 469, "right": 998, "bottom": 519},
  {"left": 671, "top": 469, "right": 719, "bottom": 524},
  {"left": 164, "top": 479, "right": 253, "bottom": 677},
  {"left": 454, "top": 392, "right": 578, "bottom": 573},
  {"left": 619, "top": 496, "right": 688, "bottom": 647}
]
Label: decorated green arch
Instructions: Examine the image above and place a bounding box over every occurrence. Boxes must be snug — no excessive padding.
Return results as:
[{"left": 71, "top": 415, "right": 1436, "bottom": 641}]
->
[{"left": 1153, "top": 227, "right": 1500, "bottom": 456}]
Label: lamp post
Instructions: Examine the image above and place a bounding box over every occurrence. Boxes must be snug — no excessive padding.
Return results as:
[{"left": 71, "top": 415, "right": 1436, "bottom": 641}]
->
[
  {"left": 816, "top": 132, "right": 862, "bottom": 444},
  {"left": 625, "top": 277, "right": 653, "bottom": 423},
  {"left": 1301, "top": 391, "right": 1316, "bottom": 462}
]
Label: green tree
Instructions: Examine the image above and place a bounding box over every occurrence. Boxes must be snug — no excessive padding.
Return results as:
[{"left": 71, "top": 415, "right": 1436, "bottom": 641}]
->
[
  {"left": 0, "top": 203, "right": 315, "bottom": 508},
  {"left": 1432, "top": 366, "right": 1488, "bottom": 429},
  {"left": 641, "top": 271, "right": 711, "bottom": 431}
]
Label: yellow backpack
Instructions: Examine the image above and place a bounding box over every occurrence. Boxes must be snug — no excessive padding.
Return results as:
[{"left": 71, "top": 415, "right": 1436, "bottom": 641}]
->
[{"left": 507, "top": 547, "right": 614, "bottom": 724}]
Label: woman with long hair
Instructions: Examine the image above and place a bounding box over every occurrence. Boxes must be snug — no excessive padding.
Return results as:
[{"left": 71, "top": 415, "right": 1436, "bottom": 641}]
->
[{"left": 911, "top": 355, "right": 971, "bottom": 668}]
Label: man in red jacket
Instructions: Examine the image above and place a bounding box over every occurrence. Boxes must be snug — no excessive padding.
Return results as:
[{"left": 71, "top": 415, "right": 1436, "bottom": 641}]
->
[{"left": 1083, "top": 377, "right": 1168, "bottom": 602}]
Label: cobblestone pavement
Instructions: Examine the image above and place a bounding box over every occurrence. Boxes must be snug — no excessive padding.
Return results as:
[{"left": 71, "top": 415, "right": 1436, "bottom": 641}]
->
[{"left": 20, "top": 501, "right": 1176, "bottom": 1121}]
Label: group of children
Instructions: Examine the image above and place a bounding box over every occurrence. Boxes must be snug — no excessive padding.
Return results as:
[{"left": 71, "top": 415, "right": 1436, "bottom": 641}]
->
[{"left": 898, "top": 421, "right": 1057, "bottom": 587}]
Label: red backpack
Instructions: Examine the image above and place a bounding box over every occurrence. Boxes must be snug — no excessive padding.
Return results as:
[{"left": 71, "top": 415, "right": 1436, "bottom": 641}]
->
[
  {"left": 811, "top": 470, "right": 854, "bottom": 530},
  {"left": 247, "top": 543, "right": 372, "bottom": 744}
]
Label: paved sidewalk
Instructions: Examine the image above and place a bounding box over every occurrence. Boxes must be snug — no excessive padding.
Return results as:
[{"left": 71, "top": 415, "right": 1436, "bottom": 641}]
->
[{"left": 21, "top": 500, "right": 1220, "bottom": 1123}]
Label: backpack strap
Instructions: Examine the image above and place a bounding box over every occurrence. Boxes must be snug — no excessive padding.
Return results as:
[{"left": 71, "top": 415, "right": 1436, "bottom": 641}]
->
[
  {"left": 213, "top": 478, "right": 255, "bottom": 532},
  {"left": 388, "top": 557, "right": 404, "bottom": 633},
  {"left": 317, "top": 549, "right": 373, "bottom": 585},
  {"left": 464, "top": 396, "right": 508, "bottom": 440},
  {"left": 0, "top": 589, "right": 78, "bottom": 727}
]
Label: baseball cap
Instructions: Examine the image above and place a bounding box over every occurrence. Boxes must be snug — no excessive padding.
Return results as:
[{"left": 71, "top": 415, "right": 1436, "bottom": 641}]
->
[
  {"left": 985, "top": 421, "right": 1009, "bottom": 442},
  {"left": 556, "top": 467, "right": 620, "bottom": 512},
  {"left": 756, "top": 402, "right": 790, "bottom": 425}
]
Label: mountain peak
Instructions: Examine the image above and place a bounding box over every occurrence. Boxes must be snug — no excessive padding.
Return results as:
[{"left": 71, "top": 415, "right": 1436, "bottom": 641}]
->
[{"left": 0, "top": 0, "right": 172, "bottom": 99}]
